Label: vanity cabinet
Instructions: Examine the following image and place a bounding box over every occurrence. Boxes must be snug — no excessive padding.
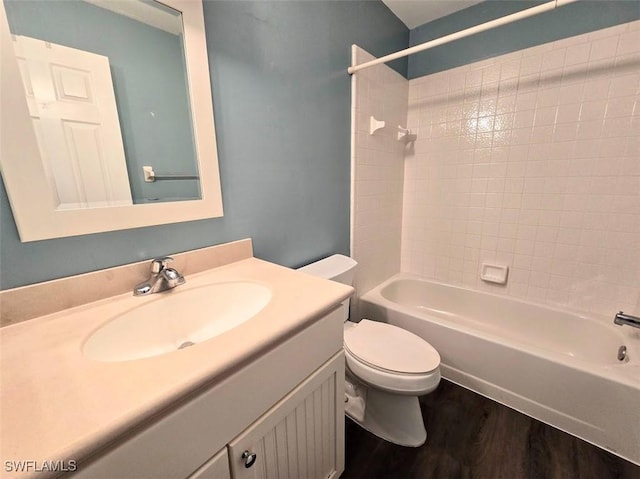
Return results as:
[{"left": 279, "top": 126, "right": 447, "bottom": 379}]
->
[
  {"left": 69, "top": 307, "right": 345, "bottom": 479},
  {"left": 227, "top": 354, "right": 343, "bottom": 479},
  {"left": 188, "top": 448, "right": 231, "bottom": 479},
  {"left": 191, "top": 353, "right": 344, "bottom": 479}
]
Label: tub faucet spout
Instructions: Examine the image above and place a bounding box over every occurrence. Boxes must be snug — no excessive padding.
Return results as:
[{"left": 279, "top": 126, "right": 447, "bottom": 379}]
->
[{"left": 613, "top": 311, "right": 640, "bottom": 329}]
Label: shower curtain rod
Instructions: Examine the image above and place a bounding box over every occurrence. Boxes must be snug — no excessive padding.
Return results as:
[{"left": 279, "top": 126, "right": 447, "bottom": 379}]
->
[{"left": 348, "top": 0, "right": 580, "bottom": 75}]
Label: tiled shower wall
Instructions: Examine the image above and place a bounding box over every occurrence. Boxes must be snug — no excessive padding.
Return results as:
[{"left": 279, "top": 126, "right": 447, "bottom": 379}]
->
[
  {"left": 351, "top": 46, "right": 408, "bottom": 302},
  {"left": 402, "top": 21, "right": 640, "bottom": 317}
]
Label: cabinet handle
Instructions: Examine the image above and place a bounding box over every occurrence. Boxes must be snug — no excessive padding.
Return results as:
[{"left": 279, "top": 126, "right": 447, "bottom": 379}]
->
[{"left": 241, "top": 450, "right": 257, "bottom": 468}]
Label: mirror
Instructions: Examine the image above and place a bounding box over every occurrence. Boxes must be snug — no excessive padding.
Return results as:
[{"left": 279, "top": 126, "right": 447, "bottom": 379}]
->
[{"left": 0, "top": 0, "right": 223, "bottom": 241}]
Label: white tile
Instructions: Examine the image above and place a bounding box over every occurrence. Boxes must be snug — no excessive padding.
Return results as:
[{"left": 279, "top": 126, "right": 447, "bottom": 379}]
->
[
  {"left": 582, "top": 78, "right": 611, "bottom": 101},
  {"left": 537, "top": 86, "right": 562, "bottom": 107},
  {"left": 500, "top": 59, "right": 521, "bottom": 80},
  {"left": 520, "top": 54, "right": 543, "bottom": 76},
  {"left": 589, "top": 35, "right": 619, "bottom": 62},
  {"left": 608, "top": 74, "right": 638, "bottom": 97},
  {"left": 616, "top": 29, "right": 640, "bottom": 57},
  {"left": 579, "top": 100, "right": 607, "bottom": 121},
  {"left": 556, "top": 103, "right": 581, "bottom": 123},
  {"left": 394, "top": 22, "right": 639, "bottom": 316},
  {"left": 605, "top": 96, "right": 636, "bottom": 118},
  {"left": 541, "top": 49, "right": 566, "bottom": 72},
  {"left": 515, "top": 91, "right": 538, "bottom": 111},
  {"left": 565, "top": 42, "right": 591, "bottom": 66}
]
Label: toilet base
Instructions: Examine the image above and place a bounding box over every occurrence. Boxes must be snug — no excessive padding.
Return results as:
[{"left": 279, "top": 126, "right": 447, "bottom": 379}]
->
[{"left": 347, "top": 386, "right": 427, "bottom": 447}]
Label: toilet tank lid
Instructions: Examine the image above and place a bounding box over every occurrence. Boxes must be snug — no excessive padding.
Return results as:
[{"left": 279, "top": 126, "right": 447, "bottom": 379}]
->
[{"left": 297, "top": 254, "right": 357, "bottom": 280}]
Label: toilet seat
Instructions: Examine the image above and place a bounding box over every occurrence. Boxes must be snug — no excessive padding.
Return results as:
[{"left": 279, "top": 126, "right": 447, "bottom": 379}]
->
[
  {"left": 344, "top": 320, "right": 441, "bottom": 394},
  {"left": 344, "top": 319, "right": 440, "bottom": 374}
]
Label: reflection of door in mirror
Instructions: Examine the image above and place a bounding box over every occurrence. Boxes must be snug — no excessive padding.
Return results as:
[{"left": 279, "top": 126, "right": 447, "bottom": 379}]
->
[
  {"left": 4, "top": 0, "right": 200, "bottom": 205},
  {"left": 13, "top": 35, "right": 132, "bottom": 209}
]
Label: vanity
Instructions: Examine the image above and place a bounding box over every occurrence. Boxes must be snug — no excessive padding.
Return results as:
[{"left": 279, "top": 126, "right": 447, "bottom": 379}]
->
[{"left": 0, "top": 240, "right": 353, "bottom": 479}]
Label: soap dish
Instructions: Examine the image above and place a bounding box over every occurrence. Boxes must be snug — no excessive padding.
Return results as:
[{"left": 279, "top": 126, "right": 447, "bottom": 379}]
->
[{"left": 480, "top": 263, "right": 509, "bottom": 285}]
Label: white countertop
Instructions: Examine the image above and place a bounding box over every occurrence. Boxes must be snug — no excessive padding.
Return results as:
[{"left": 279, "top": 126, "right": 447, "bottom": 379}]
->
[{"left": 0, "top": 258, "right": 353, "bottom": 478}]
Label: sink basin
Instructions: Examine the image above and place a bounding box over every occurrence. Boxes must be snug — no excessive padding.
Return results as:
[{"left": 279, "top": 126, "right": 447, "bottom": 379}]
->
[{"left": 83, "top": 281, "right": 272, "bottom": 362}]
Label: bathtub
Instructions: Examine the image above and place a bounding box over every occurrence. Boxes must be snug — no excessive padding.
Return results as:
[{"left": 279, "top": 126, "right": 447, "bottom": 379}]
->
[{"left": 359, "top": 273, "right": 640, "bottom": 466}]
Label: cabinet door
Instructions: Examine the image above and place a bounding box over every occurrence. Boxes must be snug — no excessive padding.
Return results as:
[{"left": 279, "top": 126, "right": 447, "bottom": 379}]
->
[
  {"left": 188, "top": 447, "right": 231, "bottom": 479},
  {"left": 228, "top": 353, "right": 344, "bottom": 479}
]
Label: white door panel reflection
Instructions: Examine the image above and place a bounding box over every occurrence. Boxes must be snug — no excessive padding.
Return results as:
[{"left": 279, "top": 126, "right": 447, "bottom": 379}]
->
[{"left": 13, "top": 35, "right": 132, "bottom": 209}]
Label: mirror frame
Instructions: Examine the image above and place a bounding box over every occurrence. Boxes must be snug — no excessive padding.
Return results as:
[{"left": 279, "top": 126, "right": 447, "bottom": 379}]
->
[{"left": 0, "top": 0, "right": 223, "bottom": 242}]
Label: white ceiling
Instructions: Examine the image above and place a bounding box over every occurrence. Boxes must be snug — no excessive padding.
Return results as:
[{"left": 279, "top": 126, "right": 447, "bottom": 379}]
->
[{"left": 381, "top": 0, "right": 483, "bottom": 30}]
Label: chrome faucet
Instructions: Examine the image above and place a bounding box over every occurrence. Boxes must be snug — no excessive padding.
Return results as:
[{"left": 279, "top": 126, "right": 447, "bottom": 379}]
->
[
  {"left": 614, "top": 311, "right": 640, "bottom": 329},
  {"left": 133, "top": 256, "right": 185, "bottom": 296}
]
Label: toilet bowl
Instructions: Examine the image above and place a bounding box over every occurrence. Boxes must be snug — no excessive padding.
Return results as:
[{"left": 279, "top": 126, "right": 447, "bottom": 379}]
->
[{"left": 298, "top": 255, "right": 441, "bottom": 447}]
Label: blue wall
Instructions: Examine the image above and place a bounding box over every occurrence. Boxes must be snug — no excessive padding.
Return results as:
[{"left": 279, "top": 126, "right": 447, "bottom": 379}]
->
[
  {"left": 0, "top": 0, "right": 407, "bottom": 289},
  {"left": 408, "top": 0, "right": 640, "bottom": 79}
]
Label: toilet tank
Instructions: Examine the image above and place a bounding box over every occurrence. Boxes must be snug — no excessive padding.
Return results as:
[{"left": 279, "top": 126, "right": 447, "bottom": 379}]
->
[
  {"left": 297, "top": 254, "right": 357, "bottom": 320},
  {"left": 297, "top": 254, "right": 357, "bottom": 285}
]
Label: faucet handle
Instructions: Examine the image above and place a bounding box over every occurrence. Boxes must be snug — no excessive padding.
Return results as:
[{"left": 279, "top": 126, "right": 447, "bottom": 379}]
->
[{"left": 151, "top": 256, "right": 174, "bottom": 273}]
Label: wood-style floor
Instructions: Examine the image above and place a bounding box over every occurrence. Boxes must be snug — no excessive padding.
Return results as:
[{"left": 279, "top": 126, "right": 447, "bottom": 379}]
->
[{"left": 341, "top": 380, "right": 640, "bottom": 479}]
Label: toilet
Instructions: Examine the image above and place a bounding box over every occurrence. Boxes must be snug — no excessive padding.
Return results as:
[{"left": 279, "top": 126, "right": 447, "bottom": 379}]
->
[{"left": 298, "top": 255, "right": 441, "bottom": 447}]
